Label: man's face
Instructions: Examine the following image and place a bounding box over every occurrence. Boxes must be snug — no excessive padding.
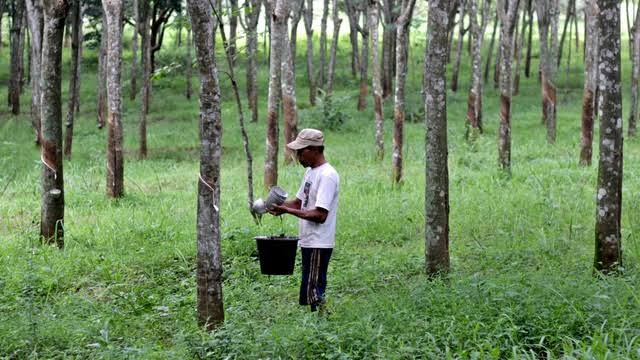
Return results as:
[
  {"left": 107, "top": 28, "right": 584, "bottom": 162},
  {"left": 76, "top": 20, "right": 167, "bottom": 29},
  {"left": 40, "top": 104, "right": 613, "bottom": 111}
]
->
[{"left": 296, "top": 147, "right": 313, "bottom": 167}]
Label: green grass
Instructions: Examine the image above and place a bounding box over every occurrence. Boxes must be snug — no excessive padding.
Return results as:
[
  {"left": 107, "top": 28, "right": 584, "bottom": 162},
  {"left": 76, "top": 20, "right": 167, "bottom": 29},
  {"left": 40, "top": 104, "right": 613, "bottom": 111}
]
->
[{"left": 1, "top": 30, "right": 640, "bottom": 358}]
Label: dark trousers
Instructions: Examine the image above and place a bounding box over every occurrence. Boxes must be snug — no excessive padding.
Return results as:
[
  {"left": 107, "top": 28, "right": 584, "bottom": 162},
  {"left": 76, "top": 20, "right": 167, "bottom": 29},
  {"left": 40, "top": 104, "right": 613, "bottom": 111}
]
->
[{"left": 299, "top": 248, "right": 333, "bottom": 310}]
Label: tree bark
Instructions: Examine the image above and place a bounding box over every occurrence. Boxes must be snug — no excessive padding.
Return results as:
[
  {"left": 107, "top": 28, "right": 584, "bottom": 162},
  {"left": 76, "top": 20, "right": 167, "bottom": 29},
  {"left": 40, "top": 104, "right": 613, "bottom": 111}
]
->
[
  {"left": 594, "top": 0, "right": 623, "bottom": 274},
  {"left": 466, "top": 0, "right": 489, "bottom": 138},
  {"left": 318, "top": 0, "right": 330, "bottom": 89},
  {"left": 243, "top": 0, "right": 261, "bottom": 121},
  {"left": 345, "top": 0, "right": 362, "bottom": 78},
  {"left": 483, "top": 11, "right": 498, "bottom": 82},
  {"left": 186, "top": 25, "right": 192, "bottom": 100},
  {"left": 357, "top": 1, "right": 369, "bottom": 111},
  {"left": 264, "top": 0, "right": 288, "bottom": 189},
  {"left": 370, "top": 0, "right": 384, "bottom": 160},
  {"left": 229, "top": 0, "right": 239, "bottom": 66},
  {"left": 8, "top": 0, "right": 25, "bottom": 115},
  {"left": 425, "top": 0, "right": 450, "bottom": 277},
  {"left": 497, "top": 0, "right": 520, "bottom": 172},
  {"left": 282, "top": 3, "right": 299, "bottom": 165},
  {"left": 382, "top": 0, "right": 397, "bottom": 98},
  {"left": 513, "top": 2, "right": 527, "bottom": 95},
  {"left": 40, "top": 0, "right": 69, "bottom": 247},
  {"left": 25, "top": 0, "right": 43, "bottom": 144},
  {"left": 537, "top": 0, "right": 559, "bottom": 142},
  {"left": 580, "top": 0, "right": 598, "bottom": 166},
  {"left": 187, "top": 0, "right": 225, "bottom": 329},
  {"left": 628, "top": 5, "right": 640, "bottom": 137},
  {"left": 139, "top": 0, "right": 151, "bottom": 157},
  {"left": 63, "top": 0, "right": 82, "bottom": 159},
  {"left": 524, "top": 0, "right": 533, "bottom": 77},
  {"left": 97, "top": 15, "right": 108, "bottom": 129},
  {"left": 103, "top": 0, "right": 124, "bottom": 198},
  {"left": 325, "top": 0, "right": 342, "bottom": 98},
  {"left": 392, "top": 0, "right": 416, "bottom": 184},
  {"left": 302, "top": 0, "right": 316, "bottom": 105},
  {"left": 450, "top": 0, "right": 467, "bottom": 92},
  {"left": 289, "top": 0, "right": 304, "bottom": 74},
  {"left": 130, "top": 0, "right": 139, "bottom": 100}
]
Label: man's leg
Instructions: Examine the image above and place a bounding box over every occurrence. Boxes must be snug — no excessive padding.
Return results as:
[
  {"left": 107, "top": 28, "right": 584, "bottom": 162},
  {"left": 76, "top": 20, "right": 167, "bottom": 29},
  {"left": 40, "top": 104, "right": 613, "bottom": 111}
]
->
[{"left": 299, "top": 248, "right": 333, "bottom": 311}]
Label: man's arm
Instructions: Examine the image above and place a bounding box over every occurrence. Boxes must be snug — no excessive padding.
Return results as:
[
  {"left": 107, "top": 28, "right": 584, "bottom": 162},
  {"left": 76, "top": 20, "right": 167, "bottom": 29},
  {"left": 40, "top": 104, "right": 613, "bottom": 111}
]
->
[{"left": 269, "top": 198, "right": 329, "bottom": 224}]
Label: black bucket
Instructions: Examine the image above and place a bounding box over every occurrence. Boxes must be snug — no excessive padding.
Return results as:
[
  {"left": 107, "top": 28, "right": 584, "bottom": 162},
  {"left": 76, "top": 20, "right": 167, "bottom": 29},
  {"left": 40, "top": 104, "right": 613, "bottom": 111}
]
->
[{"left": 254, "top": 236, "right": 299, "bottom": 275}]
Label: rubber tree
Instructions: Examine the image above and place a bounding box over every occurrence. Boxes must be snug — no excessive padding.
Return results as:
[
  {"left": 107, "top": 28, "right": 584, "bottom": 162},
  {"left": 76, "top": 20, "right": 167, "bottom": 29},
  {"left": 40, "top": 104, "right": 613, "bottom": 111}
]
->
[
  {"left": 628, "top": 5, "right": 640, "bottom": 137},
  {"left": 594, "top": 0, "right": 623, "bottom": 274},
  {"left": 536, "top": 0, "right": 559, "bottom": 142},
  {"left": 465, "top": 0, "right": 490, "bottom": 139},
  {"left": 139, "top": 0, "right": 151, "bottom": 157},
  {"left": 370, "top": 0, "right": 384, "bottom": 160},
  {"left": 64, "top": 0, "right": 83, "bottom": 159},
  {"left": 324, "top": 0, "right": 342, "bottom": 115},
  {"left": 357, "top": 0, "right": 369, "bottom": 111},
  {"left": 450, "top": 0, "right": 467, "bottom": 92},
  {"left": 130, "top": 0, "right": 139, "bottom": 100},
  {"left": 497, "top": 0, "right": 519, "bottom": 172},
  {"left": 391, "top": 0, "right": 417, "bottom": 184},
  {"left": 25, "top": 0, "right": 44, "bottom": 144},
  {"left": 302, "top": 0, "right": 316, "bottom": 105},
  {"left": 264, "top": 0, "right": 288, "bottom": 189},
  {"left": 187, "top": 0, "right": 225, "bottom": 329},
  {"left": 103, "top": 0, "right": 124, "bottom": 198},
  {"left": 282, "top": 0, "right": 299, "bottom": 164},
  {"left": 240, "top": 0, "right": 261, "bottom": 120},
  {"left": 425, "top": 0, "right": 451, "bottom": 277},
  {"left": 97, "top": 14, "right": 107, "bottom": 129},
  {"left": 317, "top": 0, "right": 330, "bottom": 89},
  {"left": 40, "top": 0, "right": 70, "bottom": 247},
  {"left": 8, "top": 0, "right": 25, "bottom": 115},
  {"left": 580, "top": 0, "right": 598, "bottom": 166}
]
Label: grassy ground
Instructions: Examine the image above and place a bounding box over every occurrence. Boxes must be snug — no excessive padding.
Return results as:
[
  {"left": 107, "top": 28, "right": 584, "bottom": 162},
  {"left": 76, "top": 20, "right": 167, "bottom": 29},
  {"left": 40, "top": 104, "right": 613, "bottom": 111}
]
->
[{"left": 1, "top": 30, "right": 640, "bottom": 358}]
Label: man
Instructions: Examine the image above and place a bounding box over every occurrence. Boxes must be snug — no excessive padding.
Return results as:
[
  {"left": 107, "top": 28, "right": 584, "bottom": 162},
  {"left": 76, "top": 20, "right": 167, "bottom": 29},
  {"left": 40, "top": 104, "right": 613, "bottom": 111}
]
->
[{"left": 269, "top": 128, "right": 340, "bottom": 312}]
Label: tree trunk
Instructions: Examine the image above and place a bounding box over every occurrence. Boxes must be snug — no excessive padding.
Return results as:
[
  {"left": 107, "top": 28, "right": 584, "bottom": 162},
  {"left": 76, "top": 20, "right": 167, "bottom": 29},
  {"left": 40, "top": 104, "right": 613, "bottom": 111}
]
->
[
  {"left": 370, "top": 0, "right": 384, "bottom": 160},
  {"left": 358, "top": 3, "right": 369, "bottom": 111},
  {"left": 0, "top": 0, "right": 4, "bottom": 53},
  {"left": 290, "top": 0, "right": 304, "bottom": 74},
  {"left": 40, "top": 0, "right": 69, "bottom": 247},
  {"left": 425, "top": 0, "right": 450, "bottom": 277},
  {"left": 524, "top": 0, "right": 533, "bottom": 77},
  {"left": 25, "top": 0, "right": 43, "bottom": 145},
  {"left": 139, "top": 0, "right": 151, "bottom": 157},
  {"left": 497, "top": 0, "right": 520, "bottom": 172},
  {"left": 580, "top": 0, "right": 598, "bottom": 166},
  {"left": 392, "top": 0, "right": 416, "bottom": 184},
  {"left": 63, "top": 0, "right": 82, "bottom": 159},
  {"left": 345, "top": 0, "right": 361, "bottom": 78},
  {"left": 303, "top": 0, "right": 316, "bottom": 105},
  {"left": 282, "top": 9, "right": 299, "bottom": 165},
  {"left": 103, "top": 0, "right": 124, "bottom": 198},
  {"left": 9, "top": 0, "right": 25, "bottom": 115},
  {"left": 628, "top": 5, "right": 640, "bottom": 137},
  {"left": 264, "top": 0, "right": 288, "bottom": 189},
  {"left": 466, "top": 0, "right": 489, "bottom": 138},
  {"left": 450, "top": 0, "right": 467, "bottom": 92},
  {"left": 537, "top": 0, "right": 559, "bottom": 142},
  {"left": 382, "top": 0, "right": 397, "bottom": 98},
  {"left": 229, "top": 0, "right": 238, "bottom": 66},
  {"left": 318, "top": 0, "right": 330, "bottom": 89},
  {"left": 325, "top": 0, "right": 342, "bottom": 98},
  {"left": 186, "top": 25, "right": 192, "bottom": 100},
  {"left": 187, "top": 0, "right": 225, "bottom": 329},
  {"left": 594, "top": 0, "right": 623, "bottom": 274},
  {"left": 513, "top": 2, "right": 527, "bottom": 95},
  {"left": 243, "top": 0, "right": 261, "bottom": 120},
  {"left": 130, "top": 0, "right": 139, "bottom": 100},
  {"left": 97, "top": 15, "right": 108, "bottom": 129},
  {"left": 557, "top": 0, "right": 574, "bottom": 66},
  {"left": 483, "top": 12, "right": 498, "bottom": 82}
]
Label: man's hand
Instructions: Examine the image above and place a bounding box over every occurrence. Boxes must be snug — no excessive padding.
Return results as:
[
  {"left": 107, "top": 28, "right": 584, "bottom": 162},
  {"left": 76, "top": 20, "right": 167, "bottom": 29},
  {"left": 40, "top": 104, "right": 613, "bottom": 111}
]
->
[{"left": 267, "top": 204, "right": 288, "bottom": 216}]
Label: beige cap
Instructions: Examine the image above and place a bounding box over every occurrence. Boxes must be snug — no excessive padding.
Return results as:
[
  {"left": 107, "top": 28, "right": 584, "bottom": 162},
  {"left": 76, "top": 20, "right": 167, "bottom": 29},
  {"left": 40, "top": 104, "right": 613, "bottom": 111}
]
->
[{"left": 286, "top": 128, "right": 324, "bottom": 150}]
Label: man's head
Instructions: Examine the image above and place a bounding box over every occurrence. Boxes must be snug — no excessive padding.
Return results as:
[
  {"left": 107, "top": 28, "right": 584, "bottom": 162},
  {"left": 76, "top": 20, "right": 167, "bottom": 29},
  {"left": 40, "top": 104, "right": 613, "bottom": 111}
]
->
[{"left": 286, "top": 129, "right": 326, "bottom": 168}]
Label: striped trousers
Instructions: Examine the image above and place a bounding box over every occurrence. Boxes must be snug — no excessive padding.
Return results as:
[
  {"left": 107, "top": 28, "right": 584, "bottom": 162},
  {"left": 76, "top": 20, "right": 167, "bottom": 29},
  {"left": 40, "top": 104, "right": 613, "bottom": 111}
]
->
[{"left": 299, "top": 248, "right": 333, "bottom": 309}]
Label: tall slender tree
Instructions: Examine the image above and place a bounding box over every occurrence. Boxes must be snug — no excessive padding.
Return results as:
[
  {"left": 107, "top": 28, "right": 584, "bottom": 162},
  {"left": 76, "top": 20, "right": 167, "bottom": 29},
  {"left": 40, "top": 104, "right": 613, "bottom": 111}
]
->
[
  {"left": 185, "top": 13, "right": 192, "bottom": 100},
  {"left": 241, "top": 0, "right": 261, "bottom": 120},
  {"left": 8, "top": 0, "right": 25, "bottom": 115},
  {"left": 391, "top": 0, "right": 417, "bottom": 184},
  {"left": 325, "top": 0, "right": 342, "bottom": 102},
  {"left": 25, "top": 0, "right": 44, "bottom": 144},
  {"left": 580, "top": 0, "right": 598, "bottom": 166},
  {"left": 628, "top": 5, "right": 640, "bottom": 137},
  {"left": 450, "top": 0, "right": 467, "bottom": 92},
  {"left": 130, "top": 0, "right": 139, "bottom": 100},
  {"left": 282, "top": 0, "right": 299, "bottom": 164},
  {"left": 465, "top": 0, "right": 490, "bottom": 138},
  {"left": 317, "top": 0, "right": 330, "bottom": 89},
  {"left": 357, "top": 0, "right": 369, "bottom": 111},
  {"left": 264, "top": 0, "right": 288, "bottom": 189},
  {"left": 302, "top": 0, "right": 316, "bottom": 105},
  {"left": 229, "top": 0, "right": 239, "bottom": 66},
  {"left": 594, "top": 0, "right": 623, "bottom": 273},
  {"left": 536, "top": 0, "right": 559, "bottom": 142},
  {"left": 425, "top": 0, "right": 451, "bottom": 276},
  {"left": 139, "top": 0, "right": 151, "bottom": 157},
  {"left": 187, "top": 0, "right": 225, "bottom": 329},
  {"left": 103, "top": 0, "right": 124, "bottom": 198},
  {"left": 97, "top": 15, "right": 108, "bottom": 129},
  {"left": 40, "top": 0, "right": 70, "bottom": 247},
  {"left": 497, "top": 0, "right": 520, "bottom": 172},
  {"left": 370, "top": 0, "right": 384, "bottom": 160},
  {"left": 64, "top": 0, "right": 83, "bottom": 159},
  {"left": 381, "top": 0, "right": 398, "bottom": 98}
]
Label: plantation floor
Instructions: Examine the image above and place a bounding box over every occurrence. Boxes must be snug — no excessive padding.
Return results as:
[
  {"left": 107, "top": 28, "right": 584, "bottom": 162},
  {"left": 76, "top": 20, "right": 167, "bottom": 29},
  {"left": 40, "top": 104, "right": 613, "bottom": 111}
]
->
[{"left": 1, "top": 41, "right": 640, "bottom": 358}]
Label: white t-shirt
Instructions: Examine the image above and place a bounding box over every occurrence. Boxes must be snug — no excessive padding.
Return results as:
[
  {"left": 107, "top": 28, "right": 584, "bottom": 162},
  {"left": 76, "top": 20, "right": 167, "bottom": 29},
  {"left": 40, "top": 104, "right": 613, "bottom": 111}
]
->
[{"left": 295, "top": 162, "right": 340, "bottom": 248}]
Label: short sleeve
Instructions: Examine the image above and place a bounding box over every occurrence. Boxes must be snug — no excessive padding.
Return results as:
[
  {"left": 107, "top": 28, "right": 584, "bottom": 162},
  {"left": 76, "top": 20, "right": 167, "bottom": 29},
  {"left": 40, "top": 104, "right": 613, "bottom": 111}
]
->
[{"left": 315, "top": 173, "right": 338, "bottom": 211}]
